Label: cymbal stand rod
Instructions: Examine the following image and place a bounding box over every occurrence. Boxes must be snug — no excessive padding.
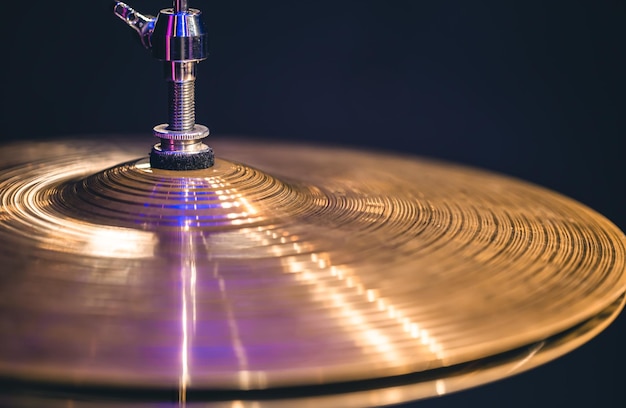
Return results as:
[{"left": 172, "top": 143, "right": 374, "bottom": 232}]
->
[{"left": 174, "top": 0, "right": 188, "bottom": 13}]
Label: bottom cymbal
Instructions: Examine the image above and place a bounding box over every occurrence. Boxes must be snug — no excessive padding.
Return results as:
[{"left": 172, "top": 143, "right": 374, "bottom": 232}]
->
[
  {"left": 2, "top": 294, "right": 623, "bottom": 407},
  {"left": 0, "top": 137, "right": 624, "bottom": 406}
]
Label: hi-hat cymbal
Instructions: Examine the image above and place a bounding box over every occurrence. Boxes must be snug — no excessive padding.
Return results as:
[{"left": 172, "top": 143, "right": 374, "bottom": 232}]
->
[{"left": 0, "top": 137, "right": 624, "bottom": 407}]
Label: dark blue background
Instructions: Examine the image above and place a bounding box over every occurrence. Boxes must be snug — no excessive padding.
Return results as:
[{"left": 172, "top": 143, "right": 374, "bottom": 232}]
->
[{"left": 2, "top": 1, "right": 625, "bottom": 406}]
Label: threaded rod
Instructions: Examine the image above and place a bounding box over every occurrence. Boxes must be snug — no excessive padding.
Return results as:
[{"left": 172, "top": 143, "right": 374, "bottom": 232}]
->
[{"left": 167, "top": 81, "right": 195, "bottom": 131}]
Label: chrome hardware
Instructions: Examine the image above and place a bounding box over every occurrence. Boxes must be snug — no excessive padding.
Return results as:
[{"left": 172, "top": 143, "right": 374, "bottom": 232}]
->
[{"left": 113, "top": 1, "right": 213, "bottom": 170}]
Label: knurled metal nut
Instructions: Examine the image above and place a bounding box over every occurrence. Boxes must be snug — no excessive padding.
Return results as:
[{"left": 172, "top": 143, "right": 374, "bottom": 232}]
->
[
  {"left": 152, "top": 143, "right": 212, "bottom": 155},
  {"left": 153, "top": 124, "right": 210, "bottom": 140}
]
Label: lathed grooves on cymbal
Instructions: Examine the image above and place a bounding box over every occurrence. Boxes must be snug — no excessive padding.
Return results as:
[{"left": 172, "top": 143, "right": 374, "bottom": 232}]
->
[
  {"left": 0, "top": 138, "right": 624, "bottom": 405},
  {"left": 55, "top": 158, "right": 322, "bottom": 229}
]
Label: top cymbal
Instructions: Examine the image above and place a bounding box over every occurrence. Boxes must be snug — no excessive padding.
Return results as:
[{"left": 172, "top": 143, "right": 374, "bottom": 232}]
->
[{"left": 0, "top": 137, "right": 624, "bottom": 407}]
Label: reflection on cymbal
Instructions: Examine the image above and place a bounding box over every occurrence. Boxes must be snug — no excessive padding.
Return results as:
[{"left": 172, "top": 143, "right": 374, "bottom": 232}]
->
[{"left": 0, "top": 137, "right": 624, "bottom": 407}]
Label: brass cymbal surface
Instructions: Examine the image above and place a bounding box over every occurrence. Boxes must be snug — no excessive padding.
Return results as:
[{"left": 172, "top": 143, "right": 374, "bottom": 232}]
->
[{"left": 0, "top": 138, "right": 624, "bottom": 406}]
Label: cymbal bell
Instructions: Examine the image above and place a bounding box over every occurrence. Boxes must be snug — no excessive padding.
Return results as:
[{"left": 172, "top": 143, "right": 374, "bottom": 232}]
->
[{"left": 0, "top": 137, "right": 624, "bottom": 407}]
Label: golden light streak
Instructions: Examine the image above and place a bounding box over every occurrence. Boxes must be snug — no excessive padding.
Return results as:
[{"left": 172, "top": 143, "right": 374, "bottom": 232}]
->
[
  {"left": 236, "top": 226, "right": 447, "bottom": 368},
  {"left": 212, "top": 262, "right": 253, "bottom": 389}
]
